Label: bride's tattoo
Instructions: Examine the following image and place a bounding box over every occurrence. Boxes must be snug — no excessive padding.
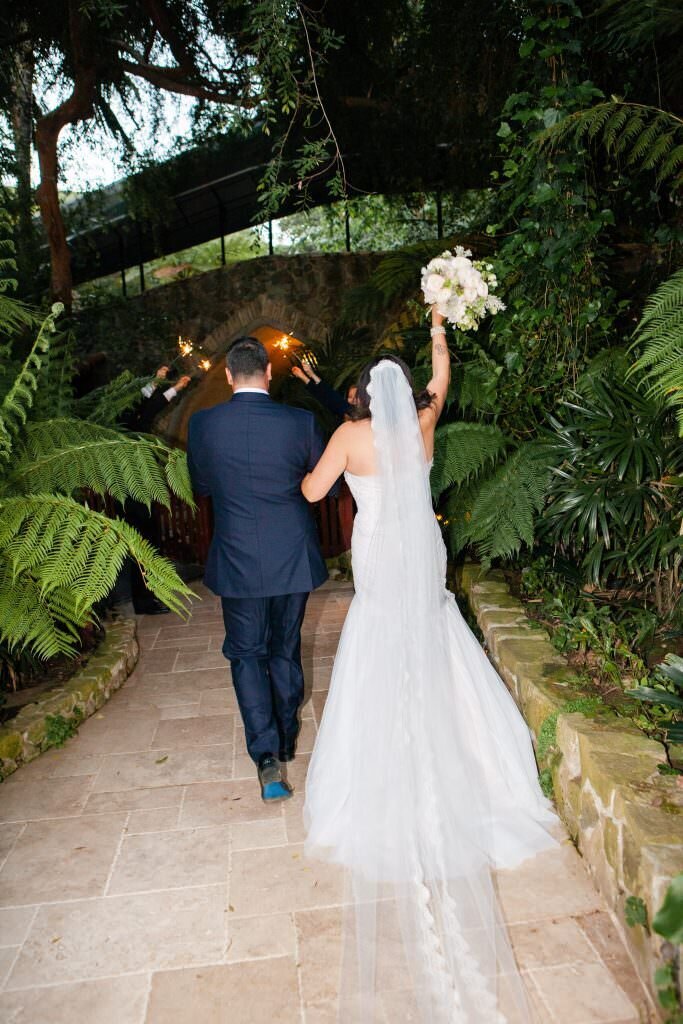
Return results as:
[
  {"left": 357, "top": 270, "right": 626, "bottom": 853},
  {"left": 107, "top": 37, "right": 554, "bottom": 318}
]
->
[{"left": 434, "top": 343, "right": 447, "bottom": 355}]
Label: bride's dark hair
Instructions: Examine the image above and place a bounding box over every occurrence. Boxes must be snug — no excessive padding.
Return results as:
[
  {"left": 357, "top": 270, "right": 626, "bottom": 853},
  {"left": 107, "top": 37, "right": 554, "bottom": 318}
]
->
[{"left": 348, "top": 354, "right": 434, "bottom": 421}]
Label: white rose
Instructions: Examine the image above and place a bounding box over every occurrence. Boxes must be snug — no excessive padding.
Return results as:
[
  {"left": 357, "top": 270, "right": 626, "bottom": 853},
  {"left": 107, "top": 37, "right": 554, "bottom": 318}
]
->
[
  {"left": 426, "top": 273, "right": 445, "bottom": 293},
  {"left": 451, "top": 256, "right": 471, "bottom": 273}
]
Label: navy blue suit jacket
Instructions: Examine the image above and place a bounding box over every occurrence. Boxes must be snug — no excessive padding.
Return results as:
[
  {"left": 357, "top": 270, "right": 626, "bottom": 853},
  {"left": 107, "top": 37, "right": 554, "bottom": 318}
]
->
[{"left": 187, "top": 392, "right": 329, "bottom": 598}]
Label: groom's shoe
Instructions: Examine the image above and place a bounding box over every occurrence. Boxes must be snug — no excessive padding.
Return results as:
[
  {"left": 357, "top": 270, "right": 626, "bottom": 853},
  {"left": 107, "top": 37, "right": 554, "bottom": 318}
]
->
[{"left": 257, "top": 754, "right": 292, "bottom": 803}]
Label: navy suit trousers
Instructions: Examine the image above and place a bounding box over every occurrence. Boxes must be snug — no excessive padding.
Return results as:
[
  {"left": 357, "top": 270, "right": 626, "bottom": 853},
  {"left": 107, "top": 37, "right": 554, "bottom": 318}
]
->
[{"left": 221, "top": 593, "right": 309, "bottom": 762}]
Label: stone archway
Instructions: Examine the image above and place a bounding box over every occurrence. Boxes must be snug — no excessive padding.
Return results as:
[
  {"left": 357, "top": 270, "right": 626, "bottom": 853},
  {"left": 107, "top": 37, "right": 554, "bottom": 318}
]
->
[
  {"left": 200, "top": 295, "right": 329, "bottom": 359},
  {"left": 157, "top": 298, "right": 320, "bottom": 445}
]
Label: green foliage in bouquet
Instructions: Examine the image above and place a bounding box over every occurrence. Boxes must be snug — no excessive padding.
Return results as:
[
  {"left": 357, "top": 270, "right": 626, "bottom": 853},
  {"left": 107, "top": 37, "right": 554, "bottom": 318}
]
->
[{"left": 0, "top": 223, "right": 193, "bottom": 661}]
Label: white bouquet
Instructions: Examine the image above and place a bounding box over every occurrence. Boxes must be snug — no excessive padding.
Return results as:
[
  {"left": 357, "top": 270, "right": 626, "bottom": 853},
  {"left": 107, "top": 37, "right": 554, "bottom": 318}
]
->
[{"left": 420, "top": 247, "right": 505, "bottom": 331}]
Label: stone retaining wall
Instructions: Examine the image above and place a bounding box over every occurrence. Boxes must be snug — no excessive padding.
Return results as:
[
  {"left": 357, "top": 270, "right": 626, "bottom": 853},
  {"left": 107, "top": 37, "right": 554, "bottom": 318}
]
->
[
  {"left": 0, "top": 618, "right": 138, "bottom": 781},
  {"left": 458, "top": 563, "right": 683, "bottom": 1012}
]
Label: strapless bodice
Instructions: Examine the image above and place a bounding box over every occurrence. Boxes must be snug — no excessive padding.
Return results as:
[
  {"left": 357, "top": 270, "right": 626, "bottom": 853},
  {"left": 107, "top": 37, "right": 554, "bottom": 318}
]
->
[{"left": 343, "top": 461, "right": 433, "bottom": 514}]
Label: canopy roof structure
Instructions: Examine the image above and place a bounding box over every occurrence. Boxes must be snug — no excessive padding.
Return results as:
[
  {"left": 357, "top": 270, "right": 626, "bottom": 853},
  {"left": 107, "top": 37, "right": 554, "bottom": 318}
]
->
[{"left": 61, "top": 114, "right": 474, "bottom": 290}]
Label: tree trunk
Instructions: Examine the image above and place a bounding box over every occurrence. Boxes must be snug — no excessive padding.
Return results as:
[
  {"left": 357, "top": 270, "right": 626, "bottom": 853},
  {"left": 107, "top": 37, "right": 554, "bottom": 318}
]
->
[
  {"left": 10, "top": 26, "right": 34, "bottom": 292},
  {"left": 34, "top": 1, "right": 97, "bottom": 309}
]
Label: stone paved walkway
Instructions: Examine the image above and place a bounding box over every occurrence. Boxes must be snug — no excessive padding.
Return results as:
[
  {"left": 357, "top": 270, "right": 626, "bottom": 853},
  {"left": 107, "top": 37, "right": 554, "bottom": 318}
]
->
[{"left": 0, "top": 582, "right": 654, "bottom": 1023}]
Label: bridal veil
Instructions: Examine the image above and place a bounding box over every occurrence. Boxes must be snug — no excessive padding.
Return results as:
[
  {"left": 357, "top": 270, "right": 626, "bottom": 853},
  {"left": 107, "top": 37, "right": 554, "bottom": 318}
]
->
[{"left": 304, "top": 360, "right": 557, "bottom": 1022}]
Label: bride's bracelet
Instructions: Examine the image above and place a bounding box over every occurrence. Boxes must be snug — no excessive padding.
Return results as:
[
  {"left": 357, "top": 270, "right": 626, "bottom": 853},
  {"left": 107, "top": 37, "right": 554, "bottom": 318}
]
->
[{"left": 430, "top": 325, "right": 446, "bottom": 338}]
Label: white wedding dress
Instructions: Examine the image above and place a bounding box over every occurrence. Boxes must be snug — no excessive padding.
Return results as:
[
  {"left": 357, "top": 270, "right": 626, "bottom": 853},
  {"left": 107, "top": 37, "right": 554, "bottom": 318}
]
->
[{"left": 304, "top": 361, "right": 558, "bottom": 1023}]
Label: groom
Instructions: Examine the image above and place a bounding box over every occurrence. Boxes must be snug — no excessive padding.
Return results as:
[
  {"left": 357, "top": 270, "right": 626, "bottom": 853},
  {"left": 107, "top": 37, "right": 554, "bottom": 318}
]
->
[{"left": 187, "top": 336, "right": 329, "bottom": 801}]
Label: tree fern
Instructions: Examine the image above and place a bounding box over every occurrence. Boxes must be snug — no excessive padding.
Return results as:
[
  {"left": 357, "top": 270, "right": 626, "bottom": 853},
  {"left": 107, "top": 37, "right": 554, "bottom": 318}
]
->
[
  {"left": 0, "top": 560, "right": 83, "bottom": 659},
  {"left": 0, "top": 276, "right": 196, "bottom": 662},
  {"left": 628, "top": 268, "right": 683, "bottom": 434},
  {"left": 457, "top": 360, "right": 502, "bottom": 415},
  {"left": 537, "top": 102, "right": 683, "bottom": 189},
  {"left": 339, "top": 234, "right": 490, "bottom": 325},
  {"left": 444, "top": 478, "right": 480, "bottom": 556},
  {"left": 164, "top": 446, "right": 195, "bottom": 504},
  {"left": 431, "top": 422, "right": 507, "bottom": 499}
]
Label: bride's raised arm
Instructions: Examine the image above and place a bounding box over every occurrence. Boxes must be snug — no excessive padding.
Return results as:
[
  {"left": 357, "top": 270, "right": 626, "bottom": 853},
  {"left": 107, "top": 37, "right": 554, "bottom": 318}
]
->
[{"left": 421, "top": 306, "right": 451, "bottom": 430}]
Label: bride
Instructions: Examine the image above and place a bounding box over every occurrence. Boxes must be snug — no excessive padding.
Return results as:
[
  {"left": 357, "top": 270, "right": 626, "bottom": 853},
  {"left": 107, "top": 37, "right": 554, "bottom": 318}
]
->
[{"left": 300, "top": 306, "right": 558, "bottom": 1023}]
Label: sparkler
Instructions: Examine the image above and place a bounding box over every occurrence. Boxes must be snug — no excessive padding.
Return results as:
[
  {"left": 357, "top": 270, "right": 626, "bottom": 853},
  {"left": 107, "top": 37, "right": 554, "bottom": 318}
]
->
[
  {"left": 169, "top": 334, "right": 195, "bottom": 369},
  {"left": 199, "top": 358, "right": 212, "bottom": 372},
  {"left": 274, "top": 334, "right": 320, "bottom": 376}
]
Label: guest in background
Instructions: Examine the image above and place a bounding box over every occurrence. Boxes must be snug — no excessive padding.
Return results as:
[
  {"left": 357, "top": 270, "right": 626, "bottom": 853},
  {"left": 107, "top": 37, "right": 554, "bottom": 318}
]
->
[
  {"left": 126, "top": 365, "right": 192, "bottom": 432},
  {"left": 291, "top": 358, "right": 356, "bottom": 421},
  {"left": 124, "top": 365, "right": 191, "bottom": 615}
]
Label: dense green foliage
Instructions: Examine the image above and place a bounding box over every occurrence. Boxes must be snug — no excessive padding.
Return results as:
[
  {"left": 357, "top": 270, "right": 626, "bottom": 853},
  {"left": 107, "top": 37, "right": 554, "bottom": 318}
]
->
[
  {"left": 542, "top": 369, "right": 682, "bottom": 608},
  {"left": 0, "top": 234, "right": 193, "bottom": 662}
]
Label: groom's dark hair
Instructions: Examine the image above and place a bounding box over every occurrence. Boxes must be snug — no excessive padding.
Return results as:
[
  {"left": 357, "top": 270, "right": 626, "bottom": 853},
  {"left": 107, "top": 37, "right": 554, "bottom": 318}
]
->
[{"left": 226, "top": 336, "right": 269, "bottom": 379}]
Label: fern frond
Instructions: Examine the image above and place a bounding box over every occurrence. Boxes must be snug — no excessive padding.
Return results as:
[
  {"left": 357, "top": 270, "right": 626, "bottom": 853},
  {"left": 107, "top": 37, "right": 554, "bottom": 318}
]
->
[
  {"left": 164, "top": 446, "right": 195, "bottom": 505},
  {"left": 339, "top": 235, "right": 488, "bottom": 325},
  {"left": 338, "top": 282, "right": 390, "bottom": 326},
  {"left": 460, "top": 442, "right": 552, "bottom": 562},
  {"left": 7, "top": 419, "right": 177, "bottom": 507},
  {"left": 0, "top": 495, "right": 193, "bottom": 648},
  {"left": 75, "top": 371, "right": 152, "bottom": 427},
  {"left": 444, "top": 479, "right": 480, "bottom": 555},
  {"left": 629, "top": 268, "right": 683, "bottom": 433},
  {"left": 0, "top": 304, "right": 63, "bottom": 462},
  {"left": 0, "top": 219, "right": 41, "bottom": 337},
  {"left": 457, "top": 361, "right": 501, "bottom": 414},
  {"left": 0, "top": 557, "right": 84, "bottom": 659},
  {"left": 31, "top": 329, "right": 77, "bottom": 422},
  {"left": 537, "top": 102, "right": 683, "bottom": 188},
  {"left": 431, "top": 422, "right": 507, "bottom": 499}
]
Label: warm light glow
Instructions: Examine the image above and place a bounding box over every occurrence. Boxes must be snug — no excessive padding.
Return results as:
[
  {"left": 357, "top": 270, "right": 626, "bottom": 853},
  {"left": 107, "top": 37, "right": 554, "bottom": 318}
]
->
[
  {"left": 199, "top": 358, "right": 211, "bottom": 372},
  {"left": 275, "top": 335, "right": 292, "bottom": 351}
]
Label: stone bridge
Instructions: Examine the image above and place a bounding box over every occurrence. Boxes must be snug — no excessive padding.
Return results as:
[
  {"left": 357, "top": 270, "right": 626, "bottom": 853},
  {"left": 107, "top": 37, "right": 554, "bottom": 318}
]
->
[{"left": 85, "top": 251, "right": 383, "bottom": 445}]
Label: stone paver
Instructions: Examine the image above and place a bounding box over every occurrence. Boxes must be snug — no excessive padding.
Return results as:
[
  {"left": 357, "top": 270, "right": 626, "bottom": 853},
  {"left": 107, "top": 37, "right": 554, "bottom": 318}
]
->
[{"left": 0, "top": 582, "right": 654, "bottom": 1023}]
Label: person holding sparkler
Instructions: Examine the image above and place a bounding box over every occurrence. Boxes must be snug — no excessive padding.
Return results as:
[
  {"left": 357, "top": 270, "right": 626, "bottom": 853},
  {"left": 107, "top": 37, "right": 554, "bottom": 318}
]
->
[
  {"left": 123, "top": 363, "right": 191, "bottom": 614},
  {"left": 291, "top": 358, "right": 357, "bottom": 421},
  {"left": 126, "top": 364, "right": 192, "bottom": 433}
]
